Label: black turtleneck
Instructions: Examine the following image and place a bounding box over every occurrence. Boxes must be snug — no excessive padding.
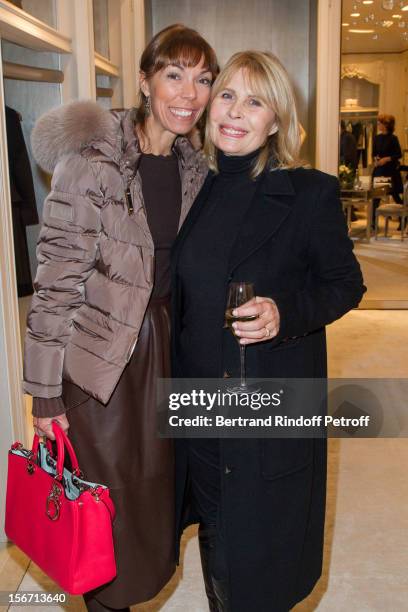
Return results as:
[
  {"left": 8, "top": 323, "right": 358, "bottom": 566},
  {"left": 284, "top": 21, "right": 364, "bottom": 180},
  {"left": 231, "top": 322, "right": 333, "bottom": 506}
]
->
[{"left": 176, "top": 148, "right": 260, "bottom": 377}]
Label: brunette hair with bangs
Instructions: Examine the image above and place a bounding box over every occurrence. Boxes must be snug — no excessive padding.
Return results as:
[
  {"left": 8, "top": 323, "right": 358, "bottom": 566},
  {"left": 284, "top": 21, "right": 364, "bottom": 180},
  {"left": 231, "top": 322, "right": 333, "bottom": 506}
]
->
[
  {"left": 204, "top": 50, "right": 303, "bottom": 178},
  {"left": 135, "top": 24, "right": 219, "bottom": 127},
  {"left": 377, "top": 113, "right": 395, "bottom": 134}
]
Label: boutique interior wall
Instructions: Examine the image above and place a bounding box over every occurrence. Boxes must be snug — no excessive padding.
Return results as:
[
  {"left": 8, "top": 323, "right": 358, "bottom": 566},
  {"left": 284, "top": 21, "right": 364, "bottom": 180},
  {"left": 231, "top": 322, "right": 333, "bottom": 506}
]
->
[{"left": 342, "top": 51, "right": 408, "bottom": 150}]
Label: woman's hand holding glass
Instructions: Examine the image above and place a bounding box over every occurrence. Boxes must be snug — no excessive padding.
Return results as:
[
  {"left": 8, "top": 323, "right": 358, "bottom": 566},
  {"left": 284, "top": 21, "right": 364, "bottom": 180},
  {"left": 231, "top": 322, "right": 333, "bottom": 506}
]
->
[{"left": 231, "top": 296, "right": 280, "bottom": 344}]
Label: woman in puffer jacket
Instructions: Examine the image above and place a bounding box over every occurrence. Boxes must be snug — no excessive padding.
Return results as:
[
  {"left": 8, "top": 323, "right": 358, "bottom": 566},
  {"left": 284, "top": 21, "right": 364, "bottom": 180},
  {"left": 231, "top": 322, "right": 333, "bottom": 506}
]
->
[{"left": 23, "top": 24, "right": 217, "bottom": 612}]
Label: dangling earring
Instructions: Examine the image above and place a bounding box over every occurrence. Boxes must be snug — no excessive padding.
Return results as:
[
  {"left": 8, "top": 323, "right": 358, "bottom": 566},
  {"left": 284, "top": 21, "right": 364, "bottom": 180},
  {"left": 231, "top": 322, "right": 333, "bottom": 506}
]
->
[{"left": 144, "top": 95, "right": 151, "bottom": 115}]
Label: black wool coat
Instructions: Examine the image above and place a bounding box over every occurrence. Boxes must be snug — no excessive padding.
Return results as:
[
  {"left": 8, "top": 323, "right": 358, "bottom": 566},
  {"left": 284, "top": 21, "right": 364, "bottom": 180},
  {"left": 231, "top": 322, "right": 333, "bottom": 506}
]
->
[{"left": 171, "top": 166, "right": 366, "bottom": 612}]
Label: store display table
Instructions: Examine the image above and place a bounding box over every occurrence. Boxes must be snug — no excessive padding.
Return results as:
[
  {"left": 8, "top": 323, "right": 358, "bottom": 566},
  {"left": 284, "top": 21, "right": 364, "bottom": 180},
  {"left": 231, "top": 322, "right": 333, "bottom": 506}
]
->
[{"left": 341, "top": 186, "right": 389, "bottom": 240}]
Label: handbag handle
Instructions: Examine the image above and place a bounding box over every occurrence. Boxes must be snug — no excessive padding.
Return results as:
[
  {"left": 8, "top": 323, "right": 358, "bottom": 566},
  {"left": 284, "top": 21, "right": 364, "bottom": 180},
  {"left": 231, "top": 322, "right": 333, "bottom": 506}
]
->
[
  {"left": 52, "top": 422, "right": 82, "bottom": 477},
  {"left": 30, "top": 423, "right": 82, "bottom": 480}
]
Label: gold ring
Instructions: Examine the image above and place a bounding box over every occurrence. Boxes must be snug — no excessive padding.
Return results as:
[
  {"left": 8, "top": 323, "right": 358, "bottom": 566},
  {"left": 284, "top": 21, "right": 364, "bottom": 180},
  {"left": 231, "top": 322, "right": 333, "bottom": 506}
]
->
[{"left": 264, "top": 327, "right": 271, "bottom": 338}]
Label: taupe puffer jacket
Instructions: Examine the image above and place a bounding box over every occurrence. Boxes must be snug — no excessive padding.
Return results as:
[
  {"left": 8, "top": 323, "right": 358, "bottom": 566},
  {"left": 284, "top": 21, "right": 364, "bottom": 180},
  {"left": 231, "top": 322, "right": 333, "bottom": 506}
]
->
[{"left": 23, "top": 101, "right": 207, "bottom": 404}]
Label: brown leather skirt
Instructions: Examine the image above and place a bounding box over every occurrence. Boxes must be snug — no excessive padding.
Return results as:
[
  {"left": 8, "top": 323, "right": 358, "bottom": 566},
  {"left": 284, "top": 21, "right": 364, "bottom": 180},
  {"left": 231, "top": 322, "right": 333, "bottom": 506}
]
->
[{"left": 63, "top": 296, "right": 175, "bottom": 608}]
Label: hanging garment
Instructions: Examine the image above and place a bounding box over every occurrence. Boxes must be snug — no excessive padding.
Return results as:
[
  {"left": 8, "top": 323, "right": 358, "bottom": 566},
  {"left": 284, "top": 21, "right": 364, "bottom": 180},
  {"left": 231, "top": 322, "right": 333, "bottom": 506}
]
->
[{"left": 5, "top": 106, "right": 38, "bottom": 296}]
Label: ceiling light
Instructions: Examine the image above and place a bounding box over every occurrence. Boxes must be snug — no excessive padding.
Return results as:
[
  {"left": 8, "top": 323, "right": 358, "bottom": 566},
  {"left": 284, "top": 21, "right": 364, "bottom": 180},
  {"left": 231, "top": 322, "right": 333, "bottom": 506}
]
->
[
  {"left": 348, "top": 28, "right": 375, "bottom": 33},
  {"left": 363, "top": 1, "right": 373, "bottom": 4},
  {"left": 392, "top": 14, "right": 402, "bottom": 17},
  {"left": 351, "top": 12, "right": 360, "bottom": 16},
  {"left": 381, "top": 20, "right": 394, "bottom": 26},
  {"left": 342, "top": 22, "right": 350, "bottom": 26},
  {"left": 402, "top": 4, "right": 408, "bottom": 10}
]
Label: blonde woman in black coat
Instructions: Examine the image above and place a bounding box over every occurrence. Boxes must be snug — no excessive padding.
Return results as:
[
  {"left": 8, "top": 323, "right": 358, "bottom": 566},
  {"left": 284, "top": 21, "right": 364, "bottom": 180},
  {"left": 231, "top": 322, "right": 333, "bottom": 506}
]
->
[{"left": 171, "top": 51, "right": 365, "bottom": 611}]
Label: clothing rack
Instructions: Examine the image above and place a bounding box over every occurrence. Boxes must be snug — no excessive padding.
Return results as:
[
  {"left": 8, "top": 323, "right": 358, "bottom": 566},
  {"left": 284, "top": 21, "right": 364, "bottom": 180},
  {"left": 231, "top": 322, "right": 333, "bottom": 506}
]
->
[{"left": 342, "top": 114, "right": 378, "bottom": 169}]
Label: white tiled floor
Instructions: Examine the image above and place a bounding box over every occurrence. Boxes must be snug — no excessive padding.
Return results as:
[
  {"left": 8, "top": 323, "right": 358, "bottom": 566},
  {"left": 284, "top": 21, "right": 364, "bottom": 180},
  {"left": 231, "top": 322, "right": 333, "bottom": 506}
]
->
[{"left": 2, "top": 310, "right": 408, "bottom": 611}]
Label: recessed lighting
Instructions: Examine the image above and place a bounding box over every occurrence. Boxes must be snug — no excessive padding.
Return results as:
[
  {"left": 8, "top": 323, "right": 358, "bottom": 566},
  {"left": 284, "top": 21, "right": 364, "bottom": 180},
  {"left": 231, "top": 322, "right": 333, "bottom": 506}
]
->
[
  {"left": 348, "top": 28, "right": 375, "bottom": 33},
  {"left": 351, "top": 12, "right": 361, "bottom": 16},
  {"left": 393, "top": 14, "right": 402, "bottom": 18},
  {"left": 363, "top": 1, "right": 373, "bottom": 4},
  {"left": 342, "top": 22, "right": 350, "bottom": 26},
  {"left": 381, "top": 20, "right": 394, "bottom": 26}
]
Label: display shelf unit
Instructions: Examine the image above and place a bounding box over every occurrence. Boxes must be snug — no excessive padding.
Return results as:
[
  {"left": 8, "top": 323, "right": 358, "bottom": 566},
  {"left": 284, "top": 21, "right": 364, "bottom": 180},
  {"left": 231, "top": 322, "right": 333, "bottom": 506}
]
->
[
  {"left": 94, "top": 51, "right": 119, "bottom": 77},
  {"left": 0, "top": 0, "right": 71, "bottom": 53}
]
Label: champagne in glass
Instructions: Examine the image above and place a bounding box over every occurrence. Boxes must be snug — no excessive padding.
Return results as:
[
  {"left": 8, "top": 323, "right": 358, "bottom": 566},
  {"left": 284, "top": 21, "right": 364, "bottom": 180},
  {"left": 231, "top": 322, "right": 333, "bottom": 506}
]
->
[
  {"left": 225, "top": 308, "right": 258, "bottom": 333},
  {"left": 225, "top": 282, "right": 260, "bottom": 394}
]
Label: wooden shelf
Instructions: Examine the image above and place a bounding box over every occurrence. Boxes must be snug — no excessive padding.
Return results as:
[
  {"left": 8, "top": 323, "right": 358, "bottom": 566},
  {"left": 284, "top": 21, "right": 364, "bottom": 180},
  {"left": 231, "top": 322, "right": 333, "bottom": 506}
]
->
[
  {"left": 0, "top": 0, "right": 71, "bottom": 53},
  {"left": 95, "top": 52, "right": 119, "bottom": 77}
]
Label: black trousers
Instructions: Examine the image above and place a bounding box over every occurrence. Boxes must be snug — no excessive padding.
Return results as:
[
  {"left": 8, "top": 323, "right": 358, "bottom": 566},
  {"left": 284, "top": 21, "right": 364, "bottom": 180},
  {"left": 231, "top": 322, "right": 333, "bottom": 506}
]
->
[
  {"left": 188, "top": 439, "right": 228, "bottom": 582},
  {"left": 188, "top": 439, "right": 220, "bottom": 523}
]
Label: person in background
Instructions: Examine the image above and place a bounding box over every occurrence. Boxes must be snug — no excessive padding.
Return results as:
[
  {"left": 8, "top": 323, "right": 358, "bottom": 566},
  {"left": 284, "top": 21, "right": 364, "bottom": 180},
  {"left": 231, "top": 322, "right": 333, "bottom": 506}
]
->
[
  {"left": 372, "top": 113, "right": 403, "bottom": 228},
  {"left": 171, "top": 50, "right": 365, "bottom": 612},
  {"left": 340, "top": 120, "right": 358, "bottom": 221},
  {"left": 340, "top": 119, "right": 358, "bottom": 170},
  {"left": 23, "top": 24, "right": 218, "bottom": 612}
]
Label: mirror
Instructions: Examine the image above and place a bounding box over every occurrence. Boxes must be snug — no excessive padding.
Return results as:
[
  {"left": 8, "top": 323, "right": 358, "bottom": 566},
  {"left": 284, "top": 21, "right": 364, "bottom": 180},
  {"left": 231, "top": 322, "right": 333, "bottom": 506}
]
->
[{"left": 340, "top": 0, "right": 408, "bottom": 306}]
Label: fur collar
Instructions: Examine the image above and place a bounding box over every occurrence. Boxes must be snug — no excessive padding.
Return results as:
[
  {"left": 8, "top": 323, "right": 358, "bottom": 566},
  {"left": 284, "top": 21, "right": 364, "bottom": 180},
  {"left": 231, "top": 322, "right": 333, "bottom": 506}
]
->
[
  {"left": 31, "top": 100, "right": 202, "bottom": 175},
  {"left": 31, "top": 100, "right": 121, "bottom": 173}
]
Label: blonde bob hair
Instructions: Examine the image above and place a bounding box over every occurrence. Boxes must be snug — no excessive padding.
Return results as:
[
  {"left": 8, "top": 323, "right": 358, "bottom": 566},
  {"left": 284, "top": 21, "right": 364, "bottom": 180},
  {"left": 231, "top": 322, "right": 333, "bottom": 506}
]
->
[{"left": 204, "top": 51, "right": 302, "bottom": 177}]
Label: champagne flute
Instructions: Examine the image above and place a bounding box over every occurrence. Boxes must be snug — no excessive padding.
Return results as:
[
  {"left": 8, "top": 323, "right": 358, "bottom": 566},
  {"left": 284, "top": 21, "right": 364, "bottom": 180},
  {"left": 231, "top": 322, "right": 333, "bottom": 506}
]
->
[{"left": 224, "top": 282, "right": 260, "bottom": 394}]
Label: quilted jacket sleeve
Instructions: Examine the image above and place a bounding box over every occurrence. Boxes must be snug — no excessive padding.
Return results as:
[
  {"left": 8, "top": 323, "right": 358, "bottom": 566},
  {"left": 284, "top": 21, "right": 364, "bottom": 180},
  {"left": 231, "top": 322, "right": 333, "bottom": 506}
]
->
[{"left": 23, "top": 153, "right": 102, "bottom": 398}]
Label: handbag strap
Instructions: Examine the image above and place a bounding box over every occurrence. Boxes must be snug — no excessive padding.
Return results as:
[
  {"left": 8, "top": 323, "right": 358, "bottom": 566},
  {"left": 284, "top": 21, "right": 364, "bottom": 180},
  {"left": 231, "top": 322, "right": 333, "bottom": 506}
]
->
[{"left": 98, "top": 490, "right": 116, "bottom": 521}]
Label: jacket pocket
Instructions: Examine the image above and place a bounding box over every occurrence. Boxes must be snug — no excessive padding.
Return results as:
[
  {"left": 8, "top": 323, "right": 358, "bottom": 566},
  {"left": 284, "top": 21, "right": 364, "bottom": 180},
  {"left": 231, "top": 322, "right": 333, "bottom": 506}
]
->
[
  {"left": 260, "top": 438, "right": 313, "bottom": 481},
  {"left": 71, "top": 309, "right": 113, "bottom": 347}
]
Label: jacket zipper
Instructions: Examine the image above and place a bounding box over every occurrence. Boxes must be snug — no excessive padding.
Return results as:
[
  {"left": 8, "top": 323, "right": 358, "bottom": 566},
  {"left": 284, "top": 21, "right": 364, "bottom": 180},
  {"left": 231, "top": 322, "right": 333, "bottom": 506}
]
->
[
  {"left": 125, "top": 187, "right": 134, "bottom": 215},
  {"left": 123, "top": 155, "right": 156, "bottom": 362}
]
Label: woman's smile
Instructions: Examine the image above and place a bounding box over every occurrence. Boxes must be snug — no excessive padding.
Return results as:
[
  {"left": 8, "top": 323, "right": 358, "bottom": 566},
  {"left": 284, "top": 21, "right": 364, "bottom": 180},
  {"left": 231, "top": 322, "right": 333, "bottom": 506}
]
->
[
  {"left": 168, "top": 106, "right": 197, "bottom": 120},
  {"left": 219, "top": 123, "right": 248, "bottom": 138}
]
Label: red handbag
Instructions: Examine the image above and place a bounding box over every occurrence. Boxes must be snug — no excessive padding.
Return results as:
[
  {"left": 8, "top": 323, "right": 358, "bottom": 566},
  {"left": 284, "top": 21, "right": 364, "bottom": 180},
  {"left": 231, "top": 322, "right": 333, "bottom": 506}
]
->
[{"left": 5, "top": 422, "right": 116, "bottom": 594}]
